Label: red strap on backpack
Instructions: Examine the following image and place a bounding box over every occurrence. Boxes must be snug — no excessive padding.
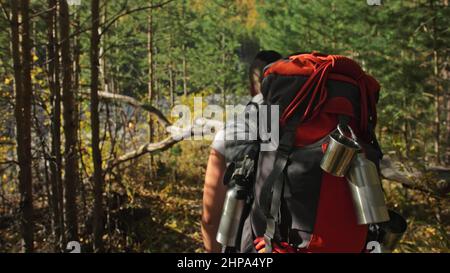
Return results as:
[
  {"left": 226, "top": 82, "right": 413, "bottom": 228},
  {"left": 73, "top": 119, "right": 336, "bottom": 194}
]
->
[{"left": 264, "top": 52, "right": 380, "bottom": 136}]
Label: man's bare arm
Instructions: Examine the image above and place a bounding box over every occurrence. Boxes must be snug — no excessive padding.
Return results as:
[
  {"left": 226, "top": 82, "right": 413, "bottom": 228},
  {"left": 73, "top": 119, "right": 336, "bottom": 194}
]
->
[{"left": 201, "top": 148, "right": 227, "bottom": 253}]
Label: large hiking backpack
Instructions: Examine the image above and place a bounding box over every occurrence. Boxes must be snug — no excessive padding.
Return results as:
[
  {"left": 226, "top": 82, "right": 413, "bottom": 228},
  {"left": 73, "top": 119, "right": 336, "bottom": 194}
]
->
[{"left": 233, "top": 52, "right": 383, "bottom": 253}]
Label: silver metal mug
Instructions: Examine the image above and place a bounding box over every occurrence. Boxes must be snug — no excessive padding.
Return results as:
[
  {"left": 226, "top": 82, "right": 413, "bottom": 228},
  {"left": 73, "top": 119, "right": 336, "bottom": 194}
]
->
[
  {"left": 320, "top": 124, "right": 361, "bottom": 177},
  {"left": 347, "top": 153, "right": 390, "bottom": 225},
  {"left": 379, "top": 210, "right": 407, "bottom": 252}
]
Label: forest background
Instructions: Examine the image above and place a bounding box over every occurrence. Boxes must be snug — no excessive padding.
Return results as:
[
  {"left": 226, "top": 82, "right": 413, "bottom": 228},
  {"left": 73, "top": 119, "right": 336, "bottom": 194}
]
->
[{"left": 0, "top": 0, "right": 448, "bottom": 252}]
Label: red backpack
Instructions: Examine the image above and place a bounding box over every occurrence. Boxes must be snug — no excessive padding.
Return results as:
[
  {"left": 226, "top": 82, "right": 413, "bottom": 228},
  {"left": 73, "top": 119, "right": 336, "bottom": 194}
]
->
[{"left": 239, "top": 52, "right": 383, "bottom": 253}]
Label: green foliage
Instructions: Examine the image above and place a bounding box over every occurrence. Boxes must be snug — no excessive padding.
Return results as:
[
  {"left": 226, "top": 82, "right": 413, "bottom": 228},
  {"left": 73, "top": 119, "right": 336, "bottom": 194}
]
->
[{"left": 0, "top": 0, "right": 448, "bottom": 253}]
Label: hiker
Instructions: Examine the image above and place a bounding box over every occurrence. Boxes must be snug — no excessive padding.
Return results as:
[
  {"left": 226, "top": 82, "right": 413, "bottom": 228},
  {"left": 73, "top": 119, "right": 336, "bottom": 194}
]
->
[
  {"left": 204, "top": 51, "right": 391, "bottom": 253},
  {"left": 201, "top": 50, "right": 282, "bottom": 253}
]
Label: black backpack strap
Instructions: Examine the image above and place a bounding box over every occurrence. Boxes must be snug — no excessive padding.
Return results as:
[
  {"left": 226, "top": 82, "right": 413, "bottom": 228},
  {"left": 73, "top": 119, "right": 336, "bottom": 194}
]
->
[{"left": 259, "top": 114, "right": 298, "bottom": 253}]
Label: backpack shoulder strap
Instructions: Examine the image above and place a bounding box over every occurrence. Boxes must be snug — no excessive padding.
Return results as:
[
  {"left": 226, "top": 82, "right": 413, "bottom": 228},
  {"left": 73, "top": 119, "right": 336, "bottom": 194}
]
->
[{"left": 259, "top": 113, "right": 298, "bottom": 252}]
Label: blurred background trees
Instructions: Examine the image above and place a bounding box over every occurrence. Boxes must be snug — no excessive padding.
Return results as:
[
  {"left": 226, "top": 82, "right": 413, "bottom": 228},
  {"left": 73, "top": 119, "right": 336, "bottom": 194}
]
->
[{"left": 0, "top": 0, "right": 448, "bottom": 252}]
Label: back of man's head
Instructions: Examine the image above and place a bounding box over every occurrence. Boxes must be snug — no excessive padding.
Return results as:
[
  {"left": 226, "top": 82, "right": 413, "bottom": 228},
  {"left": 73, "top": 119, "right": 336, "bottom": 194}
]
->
[{"left": 249, "top": 50, "right": 282, "bottom": 96}]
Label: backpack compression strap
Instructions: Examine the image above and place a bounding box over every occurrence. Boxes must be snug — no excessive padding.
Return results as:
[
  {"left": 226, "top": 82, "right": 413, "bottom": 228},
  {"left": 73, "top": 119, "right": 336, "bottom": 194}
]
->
[{"left": 260, "top": 116, "right": 297, "bottom": 253}]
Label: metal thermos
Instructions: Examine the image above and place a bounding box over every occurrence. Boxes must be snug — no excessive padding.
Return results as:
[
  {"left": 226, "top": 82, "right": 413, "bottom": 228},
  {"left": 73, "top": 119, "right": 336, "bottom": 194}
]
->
[
  {"left": 216, "top": 184, "right": 247, "bottom": 247},
  {"left": 216, "top": 156, "right": 254, "bottom": 248},
  {"left": 321, "top": 124, "right": 361, "bottom": 177},
  {"left": 347, "top": 153, "right": 390, "bottom": 225}
]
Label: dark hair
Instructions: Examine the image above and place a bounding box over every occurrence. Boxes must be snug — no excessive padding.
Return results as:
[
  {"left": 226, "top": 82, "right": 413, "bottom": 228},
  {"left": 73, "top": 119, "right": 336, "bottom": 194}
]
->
[
  {"left": 254, "top": 50, "right": 283, "bottom": 65},
  {"left": 249, "top": 50, "right": 282, "bottom": 96}
]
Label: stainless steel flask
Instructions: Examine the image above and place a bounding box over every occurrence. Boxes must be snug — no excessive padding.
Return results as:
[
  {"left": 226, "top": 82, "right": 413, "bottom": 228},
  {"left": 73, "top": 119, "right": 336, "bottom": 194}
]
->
[
  {"left": 216, "top": 185, "right": 247, "bottom": 247},
  {"left": 216, "top": 156, "right": 254, "bottom": 248},
  {"left": 347, "top": 153, "right": 390, "bottom": 225},
  {"left": 320, "top": 124, "right": 361, "bottom": 177}
]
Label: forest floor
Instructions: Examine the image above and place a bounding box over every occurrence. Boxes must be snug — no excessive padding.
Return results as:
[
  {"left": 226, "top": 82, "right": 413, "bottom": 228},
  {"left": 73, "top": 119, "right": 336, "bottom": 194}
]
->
[
  {"left": 0, "top": 141, "right": 448, "bottom": 252},
  {"left": 123, "top": 141, "right": 449, "bottom": 253},
  {"left": 103, "top": 140, "right": 210, "bottom": 253}
]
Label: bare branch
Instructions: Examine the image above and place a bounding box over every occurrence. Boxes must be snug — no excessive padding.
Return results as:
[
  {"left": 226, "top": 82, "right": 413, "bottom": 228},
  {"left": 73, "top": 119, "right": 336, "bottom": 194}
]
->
[
  {"left": 98, "top": 91, "right": 171, "bottom": 127},
  {"left": 105, "top": 118, "right": 220, "bottom": 169},
  {"left": 0, "top": 0, "right": 10, "bottom": 23},
  {"left": 380, "top": 156, "right": 449, "bottom": 197},
  {"left": 100, "top": 0, "right": 174, "bottom": 37},
  {"left": 0, "top": 160, "right": 18, "bottom": 165},
  {"left": 28, "top": 5, "right": 56, "bottom": 22},
  {"left": 59, "top": 1, "right": 174, "bottom": 47},
  {"left": 96, "top": 91, "right": 222, "bottom": 170},
  {"left": 109, "top": 136, "right": 178, "bottom": 168}
]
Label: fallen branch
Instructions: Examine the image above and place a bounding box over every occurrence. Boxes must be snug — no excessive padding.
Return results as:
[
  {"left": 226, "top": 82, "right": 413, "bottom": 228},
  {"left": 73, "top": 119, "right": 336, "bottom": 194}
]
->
[
  {"left": 380, "top": 156, "right": 449, "bottom": 197},
  {"left": 109, "top": 136, "right": 178, "bottom": 169},
  {"left": 108, "top": 121, "right": 218, "bottom": 168},
  {"left": 380, "top": 156, "right": 418, "bottom": 187},
  {"left": 426, "top": 166, "right": 450, "bottom": 173},
  {"left": 98, "top": 91, "right": 171, "bottom": 127},
  {"left": 97, "top": 91, "right": 223, "bottom": 170}
]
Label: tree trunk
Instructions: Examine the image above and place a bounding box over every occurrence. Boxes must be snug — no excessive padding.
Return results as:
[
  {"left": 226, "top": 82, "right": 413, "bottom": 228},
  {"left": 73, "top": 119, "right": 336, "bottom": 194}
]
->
[
  {"left": 73, "top": 6, "right": 87, "bottom": 236},
  {"left": 59, "top": 0, "right": 79, "bottom": 242},
  {"left": 182, "top": 45, "right": 187, "bottom": 97},
  {"left": 11, "top": 0, "right": 23, "bottom": 226},
  {"left": 169, "top": 65, "right": 175, "bottom": 107},
  {"left": 54, "top": 1, "right": 65, "bottom": 248},
  {"left": 446, "top": 81, "right": 450, "bottom": 165},
  {"left": 433, "top": 49, "right": 441, "bottom": 164},
  {"left": 12, "top": 0, "right": 34, "bottom": 252},
  {"left": 431, "top": 0, "right": 441, "bottom": 164},
  {"left": 147, "top": 3, "right": 154, "bottom": 134},
  {"left": 20, "top": 0, "right": 34, "bottom": 252},
  {"left": 443, "top": 0, "right": 450, "bottom": 165},
  {"left": 91, "top": 0, "right": 104, "bottom": 252},
  {"left": 168, "top": 36, "right": 175, "bottom": 108},
  {"left": 47, "top": 0, "right": 64, "bottom": 250},
  {"left": 181, "top": 0, "right": 188, "bottom": 97},
  {"left": 221, "top": 33, "right": 226, "bottom": 106},
  {"left": 147, "top": 2, "right": 155, "bottom": 174},
  {"left": 99, "top": 2, "right": 108, "bottom": 94}
]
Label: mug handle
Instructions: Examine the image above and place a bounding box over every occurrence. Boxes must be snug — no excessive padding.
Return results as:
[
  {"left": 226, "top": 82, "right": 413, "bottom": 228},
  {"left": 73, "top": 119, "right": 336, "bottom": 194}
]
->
[{"left": 337, "top": 124, "right": 358, "bottom": 142}]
